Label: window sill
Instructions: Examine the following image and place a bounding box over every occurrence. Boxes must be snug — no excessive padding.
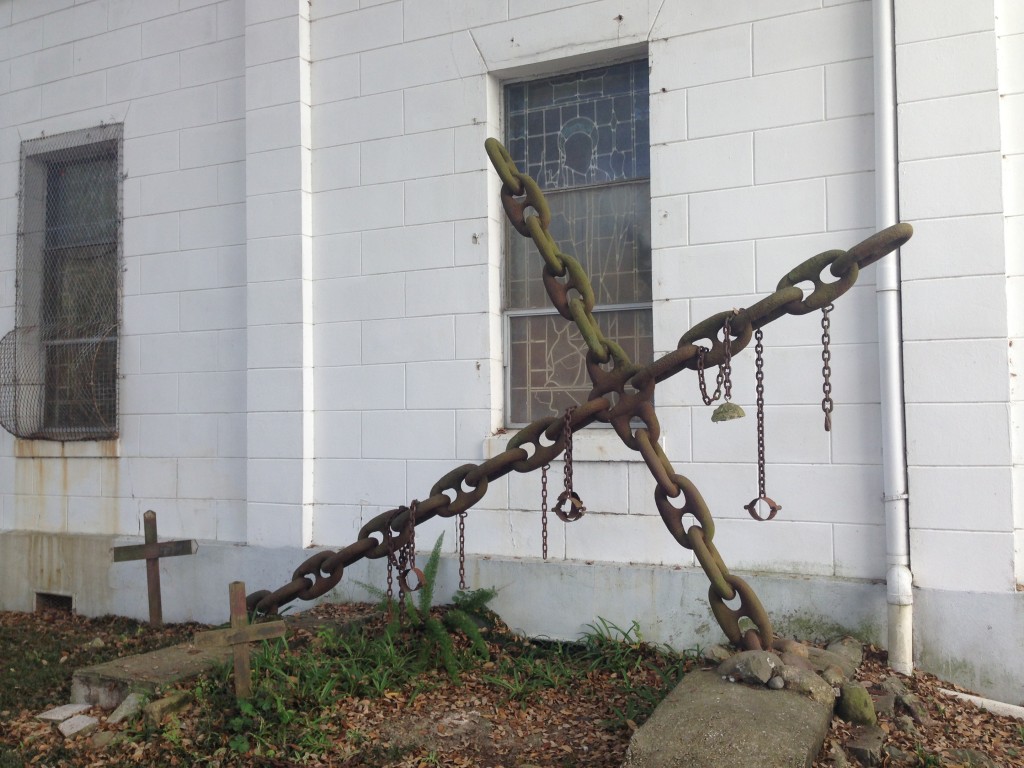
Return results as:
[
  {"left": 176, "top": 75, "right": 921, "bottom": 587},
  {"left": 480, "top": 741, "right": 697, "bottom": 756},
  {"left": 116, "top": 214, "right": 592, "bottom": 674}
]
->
[
  {"left": 484, "top": 428, "right": 658, "bottom": 463},
  {"left": 15, "top": 439, "right": 120, "bottom": 459}
]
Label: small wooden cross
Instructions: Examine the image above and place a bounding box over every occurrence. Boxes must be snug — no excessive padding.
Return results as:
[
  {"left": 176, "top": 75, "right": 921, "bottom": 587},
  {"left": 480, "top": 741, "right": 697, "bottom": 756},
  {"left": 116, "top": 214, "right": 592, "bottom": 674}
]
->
[
  {"left": 112, "top": 510, "right": 198, "bottom": 626},
  {"left": 192, "top": 581, "right": 287, "bottom": 700}
]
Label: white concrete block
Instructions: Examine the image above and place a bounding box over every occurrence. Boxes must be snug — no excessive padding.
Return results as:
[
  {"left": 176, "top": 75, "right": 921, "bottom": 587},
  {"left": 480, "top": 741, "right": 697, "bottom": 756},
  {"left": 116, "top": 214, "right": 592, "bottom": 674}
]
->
[
  {"left": 403, "top": 0, "right": 506, "bottom": 41},
  {"left": 311, "top": 3, "right": 401, "bottom": 59},
  {"left": 754, "top": 2, "right": 872, "bottom": 74},
  {"left": 895, "top": 0, "right": 995, "bottom": 45},
  {"left": 180, "top": 203, "right": 246, "bottom": 249},
  {"left": 218, "top": 161, "right": 245, "bottom": 205},
  {"left": 73, "top": 25, "right": 140, "bottom": 75},
  {"left": 311, "top": 144, "right": 358, "bottom": 193},
  {"left": 247, "top": 501, "right": 305, "bottom": 547},
  {"left": 40, "top": 71, "right": 106, "bottom": 117},
  {"left": 181, "top": 286, "right": 246, "bottom": 331},
  {"left": 361, "top": 131, "right": 454, "bottom": 185},
  {"left": 828, "top": 402, "right": 882, "bottom": 464},
  {"left": 247, "top": 191, "right": 305, "bottom": 239},
  {"left": 404, "top": 76, "right": 487, "bottom": 135},
  {"left": 246, "top": 459, "right": 304, "bottom": 504},
  {"left": 361, "top": 223, "right": 455, "bottom": 274},
  {"left": 405, "top": 265, "right": 488, "bottom": 317},
  {"left": 8, "top": 17, "right": 43, "bottom": 59},
  {"left": 902, "top": 274, "right": 1006, "bottom": 341},
  {"left": 649, "top": 88, "right": 687, "bottom": 147},
  {"left": 180, "top": 120, "right": 245, "bottom": 169},
  {"left": 106, "top": 52, "right": 180, "bottom": 103},
  {"left": 461, "top": 507, "right": 565, "bottom": 562},
  {"left": 454, "top": 313, "right": 493, "bottom": 361},
  {"left": 0, "top": 89, "right": 42, "bottom": 130},
  {"left": 311, "top": 504, "right": 364, "bottom": 547},
  {"left": 124, "top": 292, "right": 179, "bottom": 334},
  {"left": 140, "top": 331, "right": 219, "bottom": 374},
  {"left": 826, "top": 172, "right": 875, "bottom": 232},
  {"left": 407, "top": 360, "right": 490, "bottom": 410},
  {"left": 652, "top": 133, "right": 752, "bottom": 195},
  {"left": 313, "top": 321, "right": 361, "bottom": 367},
  {"left": 906, "top": 402, "right": 1011, "bottom": 466},
  {"left": 904, "top": 339, "right": 1009, "bottom": 403},
  {"left": 360, "top": 32, "right": 483, "bottom": 95},
  {"left": 652, "top": 0, "right": 819, "bottom": 38},
  {"left": 755, "top": 116, "right": 873, "bottom": 184},
  {"left": 896, "top": 32, "right": 997, "bottom": 103},
  {"left": 126, "top": 85, "right": 219, "bottom": 137},
  {"left": 218, "top": 412, "right": 247, "bottom": 457},
  {"left": 833, "top": 523, "right": 885, "bottom": 580},
  {"left": 247, "top": 323, "right": 304, "bottom": 369},
  {"left": 909, "top": 466, "right": 1013, "bottom": 533},
  {"left": 998, "top": 32, "right": 1024, "bottom": 95},
  {"left": 139, "top": 248, "right": 221, "bottom": 294},
  {"left": 362, "top": 411, "right": 456, "bottom": 460},
  {"left": 709, "top": 518, "right": 834, "bottom": 575},
  {"left": 125, "top": 133, "right": 179, "bottom": 177},
  {"left": 180, "top": 37, "right": 245, "bottom": 87},
  {"left": 687, "top": 68, "right": 823, "bottom": 138},
  {"left": 753, "top": 228, "right": 875, "bottom": 292},
  {"left": 141, "top": 167, "right": 219, "bottom": 215},
  {"left": 508, "top": 459, "right": 629, "bottom": 516},
  {"left": 314, "top": 459, "right": 407, "bottom": 506},
  {"left": 314, "top": 410, "right": 361, "bottom": 458},
  {"left": 248, "top": 279, "right": 303, "bottom": 326},
  {"left": 1004, "top": 93, "right": 1024, "bottom": 155},
  {"left": 405, "top": 172, "right": 487, "bottom": 225},
  {"left": 899, "top": 214, "right": 1005, "bottom": 281},
  {"left": 311, "top": 54, "right": 360, "bottom": 106},
  {"left": 42, "top": 3, "right": 106, "bottom": 47},
  {"left": 245, "top": 16, "right": 301, "bottom": 66},
  {"left": 651, "top": 24, "right": 751, "bottom": 92},
  {"left": 564, "top": 511, "right": 700, "bottom": 567},
  {"left": 10, "top": 44, "right": 73, "bottom": 90},
  {"left": 108, "top": 0, "right": 178, "bottom": 29},
  {"left": 911, "top": 528, "right": 1015, "bottom": 592},
  {"left": 899, "top": 153, "right": 1004, "bottom": 220},
  {"left": 362, "top": 317, "right": 455, "bottom": 364},
  {"left": 655, "top": 242, "right": 755, "bottom": 301},
  {"left": 315, "top": 364, "right": 405, "bottom": 411},
  {"left": 1006, "top": 153, "right": 1024, "bottom": 217},
  {"left": 771, "top": 462, "right": 882, "bottom": 525},
  {"left": 315, "top": 273, "right": 404, "bottom": 323},
  {"left": 689, "top": 179, "right": 825, "bottom": 244},
  {"left": 312, "top": 234, "right": 359, "bottom": 279},
  {"left": 455, "top": 408, "right": 494, "bottom": 460},
  {"left": 246, "top": 102, "right": 302, "bottom": 153},
  {"left": 180, "top": 370, "right": 246, "bottom": 413},
  {"left": 142, "top": 6, "right": 217, "bottom": 57},
  {"left": 825, "top": 58, "right": 874, "bottom": 119},
  {"left": 218, "top": 77, "right": 245, "bottom": 121},
  {"left": 120, "top": 373, "right": 178, "bottom": 415},
  {"left": 898, "top": 92, "right": 1001, "bottom": 161},
  {"left": 313, "top": 183, "right": 404, "bottom": 235}
]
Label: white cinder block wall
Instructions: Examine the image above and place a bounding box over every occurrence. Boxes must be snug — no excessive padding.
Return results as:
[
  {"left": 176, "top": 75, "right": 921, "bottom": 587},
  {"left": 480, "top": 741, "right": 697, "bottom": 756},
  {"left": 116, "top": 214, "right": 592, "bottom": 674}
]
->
[
  {"left": 1, "top": 0, "right": 1023, "bottom": 702},
  {"left": 0, "top": 0, "right": 249, "bottom": 543}
]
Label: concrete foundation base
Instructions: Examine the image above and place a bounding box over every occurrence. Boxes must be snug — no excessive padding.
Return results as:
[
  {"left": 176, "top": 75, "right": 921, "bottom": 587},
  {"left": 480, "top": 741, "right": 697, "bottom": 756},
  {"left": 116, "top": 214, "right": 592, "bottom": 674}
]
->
[{"left": 2, "top": 530, "right": 1022, "bottom": 705}]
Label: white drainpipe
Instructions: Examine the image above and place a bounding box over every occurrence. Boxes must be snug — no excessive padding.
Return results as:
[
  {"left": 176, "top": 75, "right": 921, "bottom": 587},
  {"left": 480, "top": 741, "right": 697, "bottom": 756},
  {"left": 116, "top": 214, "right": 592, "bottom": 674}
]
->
[{"left": 873, "top": 0, "right": 914, "bottom": 676}]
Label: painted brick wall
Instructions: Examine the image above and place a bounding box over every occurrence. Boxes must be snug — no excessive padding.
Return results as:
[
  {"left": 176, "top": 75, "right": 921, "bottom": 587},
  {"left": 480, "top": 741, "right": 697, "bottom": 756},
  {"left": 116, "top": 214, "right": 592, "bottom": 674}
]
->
[
  {"left": 896, "top": 0, "right": 1018, "bottom": 593},
  {"left": 0, "top": 0, "right": 248, "bottom": 542},
  {"left": 305, "top": 0, "right": 902, "bottom": 580}
]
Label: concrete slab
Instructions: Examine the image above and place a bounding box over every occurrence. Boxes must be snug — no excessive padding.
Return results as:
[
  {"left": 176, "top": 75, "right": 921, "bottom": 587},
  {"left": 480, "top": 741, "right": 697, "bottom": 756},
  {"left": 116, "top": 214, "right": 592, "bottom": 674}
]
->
[
  {"left": 37, "top": 703, "right": 92, "bottom": 722},
  {"left": 71, "top": 643, "right": 232, "bottom": 709},
  {"left": 623, "top": 669, "right": 833, "bottom": 768},
  {"left": 58, "top": 714, "right": 99, "bottom": 738}
]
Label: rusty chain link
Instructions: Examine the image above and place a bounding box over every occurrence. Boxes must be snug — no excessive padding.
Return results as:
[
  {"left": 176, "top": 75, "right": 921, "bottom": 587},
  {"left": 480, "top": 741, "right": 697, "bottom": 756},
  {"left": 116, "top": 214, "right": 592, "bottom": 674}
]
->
[
  {"left": 821, "top": 304, "right": 834, "bottom": 432},
  {"left": 246, "top": 138, "right": 912, "bottom": 652},
  {"left": 743, "top": 328, "right": 780, "bottom": 522}
]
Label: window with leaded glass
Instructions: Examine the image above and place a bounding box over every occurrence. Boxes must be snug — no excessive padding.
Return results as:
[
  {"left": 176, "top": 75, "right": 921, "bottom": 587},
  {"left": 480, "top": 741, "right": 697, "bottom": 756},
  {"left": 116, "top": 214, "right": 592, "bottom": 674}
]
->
[
  {"left": 8, "top": 125, "right": 122, "bottom": 440},
  {"left": 504, "top": 60, "right": 652, "bottom": 426}
]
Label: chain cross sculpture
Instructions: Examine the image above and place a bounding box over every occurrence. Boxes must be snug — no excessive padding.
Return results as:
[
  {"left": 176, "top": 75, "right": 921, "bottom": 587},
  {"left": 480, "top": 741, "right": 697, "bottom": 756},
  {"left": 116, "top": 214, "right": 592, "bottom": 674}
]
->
[{"left": 245, "top": 139, "right": 913, "bottom": 652}]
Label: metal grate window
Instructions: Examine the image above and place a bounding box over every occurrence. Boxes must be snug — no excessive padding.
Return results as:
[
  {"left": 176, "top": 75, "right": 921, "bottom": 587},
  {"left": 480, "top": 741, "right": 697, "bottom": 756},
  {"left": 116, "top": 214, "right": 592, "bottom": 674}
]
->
[
  {"left": 0, "top": 124, "right": 122, "bottom": 441},
  {"left": 504, "top": 60, "right": 652, "bottom": 426}
]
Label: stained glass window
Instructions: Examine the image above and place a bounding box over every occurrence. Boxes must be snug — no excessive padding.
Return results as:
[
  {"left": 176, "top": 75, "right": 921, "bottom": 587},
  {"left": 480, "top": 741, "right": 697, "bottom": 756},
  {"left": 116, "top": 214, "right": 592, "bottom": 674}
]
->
[{"left": 504, "top": 60, "right": 652, "bottom": 425}]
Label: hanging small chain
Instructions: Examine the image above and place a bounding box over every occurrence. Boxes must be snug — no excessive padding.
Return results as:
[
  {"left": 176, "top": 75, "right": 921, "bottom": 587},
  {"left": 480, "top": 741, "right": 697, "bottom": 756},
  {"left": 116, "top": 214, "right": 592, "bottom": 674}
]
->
[
  {"left": 458, "top": 512, "right": 467, "bottom": 590},
  {"left": 553, "top": 406, "right": 585, "bottom": 522},
  {"left": 696, "top": 346, "right": 722, "bottom": 405},
  {"left": 540, "top": 464, "right": 549, "bottom": 560},
  {"left": 743, "top": 329, "right": 781, "bottom": 522},
  {"left": 722, "top": 318, "right": 734, "bottom": 403},
  {"left": 821, "top": 303, "right": 834, "bottom": 432}
]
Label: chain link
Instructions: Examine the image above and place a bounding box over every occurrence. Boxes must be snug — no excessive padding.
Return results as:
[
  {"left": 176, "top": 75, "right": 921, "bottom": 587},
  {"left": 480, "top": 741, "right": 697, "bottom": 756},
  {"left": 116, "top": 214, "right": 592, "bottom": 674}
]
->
[
  {"left": 743, "top": 328, "right": 781, "bottom": 522},
  {"left": 540, "top": 464, "right": 549, "bottom": 561},
  {"left": 458, "top": 512, "right": 467, "bottom": 590},
  {"left": 553, "top": 407, "right": 585, "bottom": 522},
  {"left": 246, "top": 138, "right": 912, "bottom": 652},
  {"left": 821, "top": 303, "right": 834, "bottom": 432}
]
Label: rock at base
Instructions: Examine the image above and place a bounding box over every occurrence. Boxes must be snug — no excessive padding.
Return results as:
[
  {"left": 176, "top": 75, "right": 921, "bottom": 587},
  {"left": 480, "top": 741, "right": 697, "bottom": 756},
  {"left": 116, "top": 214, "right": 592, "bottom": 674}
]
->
[
  {"left": 845, "top": 725, "right": 885, "bottom": 767},
  {"left": 837, "top": 683, "right": 877, "bottom": 725},
  {"left": 107, "top": 692, "right": 146, "bottom": 725},
  {"left": 143, "top": 691, "right": 193, "bottom": 724},
  {"left": 58, "top": 714, "right": 99, "bottom": 738}
]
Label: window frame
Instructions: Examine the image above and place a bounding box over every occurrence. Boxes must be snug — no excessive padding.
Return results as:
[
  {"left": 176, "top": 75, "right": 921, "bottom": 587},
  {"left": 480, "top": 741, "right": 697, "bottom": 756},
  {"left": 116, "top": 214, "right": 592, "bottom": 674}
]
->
[
  {"left": 14, "top": 124, "right": 123, "bottom": 442},
  {"left": 500, "top": 60, "right": 652, "bottom": 428}
]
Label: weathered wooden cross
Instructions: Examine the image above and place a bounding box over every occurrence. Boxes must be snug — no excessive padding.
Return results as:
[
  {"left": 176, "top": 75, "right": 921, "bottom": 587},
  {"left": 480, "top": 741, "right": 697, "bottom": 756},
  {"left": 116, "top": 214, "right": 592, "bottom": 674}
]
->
[
  {"left": 112, "top": 509, "right": 198, "bottom": 626},
  {"left": 192, "top": 581, "right": 287, "bottom": 700}
]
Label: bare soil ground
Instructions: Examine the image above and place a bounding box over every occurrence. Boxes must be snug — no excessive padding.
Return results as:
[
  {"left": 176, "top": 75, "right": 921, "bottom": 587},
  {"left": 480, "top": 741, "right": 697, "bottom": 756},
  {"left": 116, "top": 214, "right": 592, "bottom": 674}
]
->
[{"left": 1, "top": 607, "right": 1021, "bottom": 767}]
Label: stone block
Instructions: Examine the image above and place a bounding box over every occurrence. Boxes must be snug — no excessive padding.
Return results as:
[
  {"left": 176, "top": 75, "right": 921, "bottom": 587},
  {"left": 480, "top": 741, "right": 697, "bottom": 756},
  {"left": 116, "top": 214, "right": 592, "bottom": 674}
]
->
[
  {"left": 37, "top": 703, "right": 91, "bottom": 723},
  {"left": 58, "top": 714, "right": 98, "bottom": 738}
]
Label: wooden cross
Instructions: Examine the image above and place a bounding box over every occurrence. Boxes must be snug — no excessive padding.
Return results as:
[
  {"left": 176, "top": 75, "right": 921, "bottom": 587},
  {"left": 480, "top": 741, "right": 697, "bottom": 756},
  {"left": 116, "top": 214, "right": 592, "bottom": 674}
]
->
[
  {"left": 192, "top": 581, "right": 287, "bottom": 700},
  {"left": 112, "top": 510, "right": 198, "bottom": 626}
]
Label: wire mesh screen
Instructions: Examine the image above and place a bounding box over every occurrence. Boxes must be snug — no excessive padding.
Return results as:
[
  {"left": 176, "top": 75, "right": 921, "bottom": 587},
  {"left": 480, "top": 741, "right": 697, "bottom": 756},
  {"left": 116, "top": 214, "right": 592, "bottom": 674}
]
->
[{"left": 2, "top": 124, "right": 122, "bottom": 441}]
